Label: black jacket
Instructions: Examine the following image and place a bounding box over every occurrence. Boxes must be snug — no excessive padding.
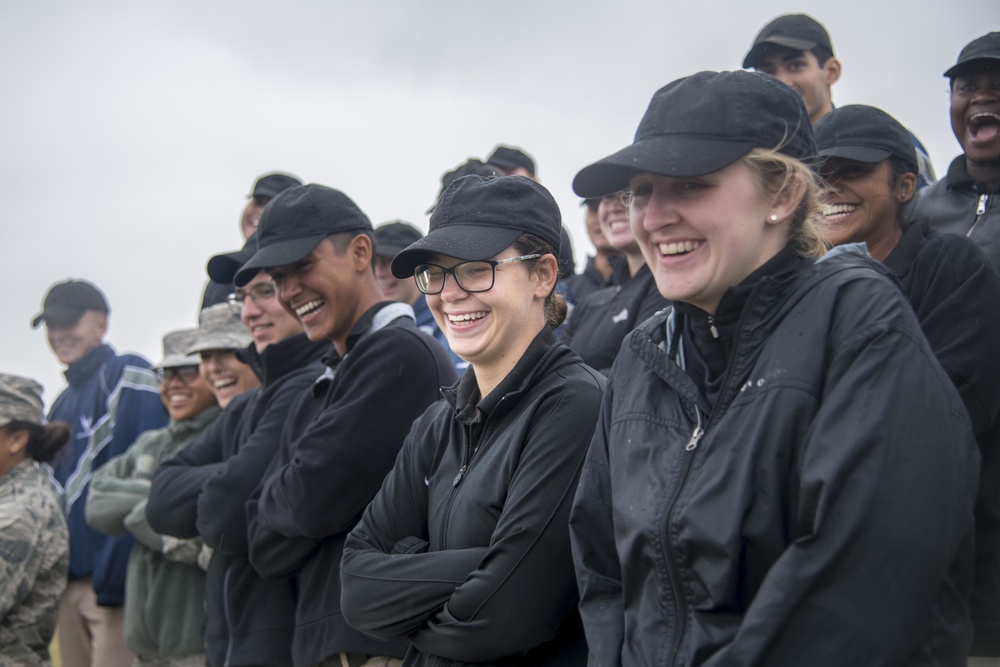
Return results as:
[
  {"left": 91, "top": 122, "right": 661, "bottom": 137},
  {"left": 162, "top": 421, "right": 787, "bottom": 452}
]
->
[
  {"left": 884, "top": 223, "right": 1000, "bottom": 655},
  {"left": 247, "top": 303, "right": 457, "bottom": 667},
  {"left": 570, "top": 246, "right": 979, "bottom": 666},
  {"left": 907, "top": 155, "right": 1000, "bottom": 273},
  {"left": 341, "top": 329, "right": 604, "bottom": 666},
  {"left": 560, "top": 263, "right": 669, "bottom": 375},
  {"left": 147, "top": 333, "right": 329, "bottom": 667}
]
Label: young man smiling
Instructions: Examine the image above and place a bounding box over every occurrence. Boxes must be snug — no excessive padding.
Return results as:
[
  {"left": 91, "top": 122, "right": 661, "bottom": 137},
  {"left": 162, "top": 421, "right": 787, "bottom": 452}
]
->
[
  {"left": 238, "top": 184, "right": 457, "bottom": 667},
  {"left": 743, "top": 13, "right": 937, "bottom": 188},
  {"left": 908, "top": 31, "right": 1000, "bottom": 275}
]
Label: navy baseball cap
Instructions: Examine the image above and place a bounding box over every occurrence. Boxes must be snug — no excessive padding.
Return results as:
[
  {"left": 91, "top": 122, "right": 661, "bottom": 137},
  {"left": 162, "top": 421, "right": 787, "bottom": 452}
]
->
[
  {"left": 743, "top": 14, "right": 834, "bottom": 69},
  {"left": 573, "top": 71, "right": 816, "bottom": 197},
  {"left": 32, "top": 279, "right": 109, "bottom": 329},
  {"left": 249, "top": 172, "right": 302, "bottom": 199},
  {"left": 814, "top": 105, "right": 918, "bottom": 174},
  {"left": 234, "top": 184, "right": 373, "bottom": 287},
  {"left": 944, "top": 32, "right": 1000, "bottom": 79}
]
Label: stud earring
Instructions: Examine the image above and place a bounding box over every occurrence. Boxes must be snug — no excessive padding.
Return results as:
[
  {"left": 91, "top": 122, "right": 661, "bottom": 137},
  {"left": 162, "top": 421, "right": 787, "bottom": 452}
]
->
[{"left": 769, "top": 214, "right": 778, "bottom": 222}]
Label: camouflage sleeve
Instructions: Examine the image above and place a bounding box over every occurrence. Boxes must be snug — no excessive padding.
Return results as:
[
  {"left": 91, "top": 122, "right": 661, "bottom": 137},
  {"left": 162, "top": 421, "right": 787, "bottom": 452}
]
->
[{"left": 0, "top": 506, "right": 45, "bottom": 616}]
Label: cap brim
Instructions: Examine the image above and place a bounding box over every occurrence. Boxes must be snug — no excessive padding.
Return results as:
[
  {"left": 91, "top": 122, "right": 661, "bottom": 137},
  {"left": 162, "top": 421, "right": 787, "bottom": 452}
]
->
[
  {"left": 234, "top": 234, "right": 327, "bottom": 287},
  {"left": 390, "top": 225, "right": 522, "bottom": 279},
  {"left": 572, "top": 136, "right": 757, "bottom": 198},
  {"left": 817, "top": 145, "right": 893, "bottom": 163},
  {"left": 31, "top": 305, "right": 84, "bottom": 329},
  {"left": 743, "top": 37, "right": 820, "bottom": 68},
  {"left": 158, "top": 353, "right": 201, "bottom": 370},
  {"left": 944, "top": 57, "right": 1000, "bottom": 79},
  {"left": 208, "top": 245, "right": 259, "bottom": 285}
]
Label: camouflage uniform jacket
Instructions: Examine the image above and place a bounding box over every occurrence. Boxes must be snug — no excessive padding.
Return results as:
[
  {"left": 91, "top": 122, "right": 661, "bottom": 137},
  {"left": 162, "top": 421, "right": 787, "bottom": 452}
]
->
[{"left": 0, "top": 460, "right": 69, "bottom": 667}]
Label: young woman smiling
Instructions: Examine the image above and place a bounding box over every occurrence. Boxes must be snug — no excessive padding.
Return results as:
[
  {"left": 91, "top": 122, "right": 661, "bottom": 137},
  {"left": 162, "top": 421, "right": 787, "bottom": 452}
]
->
[
  {"left": 569, "top": 71, "right": 980, "bottom": 666},
  {"left": 340, "top": 175, "right": 604, "bottom": 666},
  {"left": 816, "top": 103, "right": 1000, "bottom": 659}
]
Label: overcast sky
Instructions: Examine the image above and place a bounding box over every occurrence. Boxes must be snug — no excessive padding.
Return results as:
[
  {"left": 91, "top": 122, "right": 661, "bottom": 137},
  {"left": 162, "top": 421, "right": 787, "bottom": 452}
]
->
[{"left": 1, "top": 0, "right": 991, "bottom": 406}]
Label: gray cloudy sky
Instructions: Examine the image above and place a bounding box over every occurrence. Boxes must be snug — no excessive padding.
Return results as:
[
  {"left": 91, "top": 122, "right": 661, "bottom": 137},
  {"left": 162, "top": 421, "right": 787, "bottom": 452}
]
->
[{"left": 1, "top": 0, "right": 991, "bottom": 406}]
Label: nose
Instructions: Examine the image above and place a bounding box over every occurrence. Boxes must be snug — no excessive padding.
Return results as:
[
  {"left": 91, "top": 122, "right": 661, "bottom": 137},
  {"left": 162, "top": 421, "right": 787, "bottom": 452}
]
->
[
  {"left": 438, "top": 272, "right": 468, "bottom": 302},
  {"left": 241, "top": 295, "right": 263, "bottom": 324},
  {"left": 770, "top": 67, "right": 796, "bottom": 88},
  {"left": 638, "top": 187, "right": 680, "bottom": 233},
  {"left": 278, "top": 274, "right": 302, "bottom": 305}
]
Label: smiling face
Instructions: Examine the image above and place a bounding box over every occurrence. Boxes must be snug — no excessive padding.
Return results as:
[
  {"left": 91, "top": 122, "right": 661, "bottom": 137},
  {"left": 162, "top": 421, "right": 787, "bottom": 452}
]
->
[
  {"left": 46, "top": 310, "right": 107, "bottom": 366},
  {"left": 628, "top": 160, "right": 793, "bottom": 315},
  {"left": 426, "top": 247, "right": 554, "bottom": 384},
  {"left": 597, "top": 191, "right": 636, "bottom": 253},
  {"left": 159, "top": 366, "right": 218, "bottom": 421},
  {"left": 238, "top": 272, "right": 303, "bottom": 353},
  {"left": 820, "top": 158, "right": 913, "bottom": 259},
  {"left": 268, "top": 235, "right": 371, "bottom": 350},
  {"left": 198, "top": 350, "right": 259, "bottom": 408},
  {"left": 754, "top": 46, "right": 840, "bottom": 124},
  {"left": 374, "top": 255, "right": 420, "bottom": 305},
  {"left": 951, "top": 66, "right": 1000, "bottom": 171}
]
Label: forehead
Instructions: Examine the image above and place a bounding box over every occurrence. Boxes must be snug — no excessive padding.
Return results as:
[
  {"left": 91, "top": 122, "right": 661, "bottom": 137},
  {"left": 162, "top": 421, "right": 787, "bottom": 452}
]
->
[{"left": 952, "top": 63, "right": 1000, "bottom": 84}]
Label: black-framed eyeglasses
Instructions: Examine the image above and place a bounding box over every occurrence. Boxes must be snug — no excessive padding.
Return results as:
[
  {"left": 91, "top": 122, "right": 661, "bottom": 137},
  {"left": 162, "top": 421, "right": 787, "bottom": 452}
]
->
[
  {"left": 155, "top": 365, "right": 200, "bottom": 384},
  {"left": 227, "top": 281, "right": 277, "bottom": 313},
  {"left": 413, "top": 254, "right": 542, "bottom": 295}
]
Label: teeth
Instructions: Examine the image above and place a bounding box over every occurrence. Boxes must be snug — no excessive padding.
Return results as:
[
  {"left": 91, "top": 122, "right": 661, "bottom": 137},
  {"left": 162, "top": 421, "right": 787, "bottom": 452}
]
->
[
  {"left": 448, "top": 311, "right": 487, "bottom": 322},
  {"left": 214, "top": 378, "right": 236, "bottom": 389},
  {"left": 169, "top": 394, "right": 189, "bottom": 402},
  {"left": 970, "top": 111, "right": 1000, "bottom": 123},
  {"left": 824, "top": 204, "right": 858, "bottom": 221},
  {"left": 294, "top": 299, "right": 323, "bottom": 318},
  {"left": 658, "top": 241, "right": 703, "bottom": 256}
]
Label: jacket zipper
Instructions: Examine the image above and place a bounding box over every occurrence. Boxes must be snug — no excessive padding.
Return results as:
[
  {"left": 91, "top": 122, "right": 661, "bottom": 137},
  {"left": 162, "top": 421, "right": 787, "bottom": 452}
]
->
[
  {"left": 223, "top": 566, "right": 235, "bottom": 666},
  {"left": 967, "top": 193, "right": 989, "bottom": 238}
]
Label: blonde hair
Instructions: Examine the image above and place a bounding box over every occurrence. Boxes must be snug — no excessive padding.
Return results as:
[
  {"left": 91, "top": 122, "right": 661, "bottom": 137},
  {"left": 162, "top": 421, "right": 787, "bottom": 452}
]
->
[{"left": 742, "top": 148, "right": 829, "bottom": 258}]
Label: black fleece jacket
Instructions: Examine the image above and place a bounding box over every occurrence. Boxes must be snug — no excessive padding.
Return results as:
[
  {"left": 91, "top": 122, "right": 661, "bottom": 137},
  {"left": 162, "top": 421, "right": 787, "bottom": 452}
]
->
[
  {"left": 246, "top": 303, "right": 457, "bottom": 667},
  {"left": 147, "top": 333, "right": 329, "bottom": 667},
  {"left": 341, "top": 329, "right": 604, "bottom": 666}
]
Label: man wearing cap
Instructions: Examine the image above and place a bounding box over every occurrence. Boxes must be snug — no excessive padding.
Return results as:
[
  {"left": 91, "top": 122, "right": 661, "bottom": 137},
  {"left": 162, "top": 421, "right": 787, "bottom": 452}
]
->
[
  {"left": 240, "top": 184, "right": 457, "bottom": 667},
  {"left": 86, "top": 328, "right": 222, "bottom": 667},
  {"left": 374, "top": 221, "right": 465, "bottom": 372},
  {"left": 486, "top": 145, "right": 537, "bottom": 180},
  {"left": 908, "top": 32, "right": 1000, "bottom": 276},
  {"left": 742, "top": 13, "right": 937, "bottom": 188},
  {"left": 147, "top": 250, "right": 328, "bottom": 667},
  {"left": 202, "top": 172, "right": 303, "bottom": 309},
  {"left": 32, "top": 279, "right": 167, "bottom": 667}
]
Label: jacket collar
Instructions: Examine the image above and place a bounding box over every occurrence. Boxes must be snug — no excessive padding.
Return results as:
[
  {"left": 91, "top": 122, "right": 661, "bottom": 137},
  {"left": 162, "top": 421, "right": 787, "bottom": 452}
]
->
[
  {"left": 63, "top": 343, "right": 115, "bottom": 387},
  {"left": 239, "top": 333, "right": 329, "bottom": 386},
  {"left": 944, "top": 155, "right": 1000, "bottom": 194}
]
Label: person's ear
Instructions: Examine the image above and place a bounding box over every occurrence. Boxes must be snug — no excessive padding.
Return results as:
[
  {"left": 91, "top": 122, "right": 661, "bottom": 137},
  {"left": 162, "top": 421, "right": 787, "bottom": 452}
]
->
[
  {"left": 895, "top": 172, "right": 918, "bottom": 203},
  {"left": 3, "top": 429, "right": 29, "bottom": 456},
  {"left": 351, "top": 234, "right": 374, "bottom": 272},
  {"left": 767, "top": 173, "right": 806, "bottom": 225},
  {"left": 532, "top": 254, "right": 559, "bottom": 299},
  {"left": 823, "top": 57, "right": 842, "bottom": 86}
]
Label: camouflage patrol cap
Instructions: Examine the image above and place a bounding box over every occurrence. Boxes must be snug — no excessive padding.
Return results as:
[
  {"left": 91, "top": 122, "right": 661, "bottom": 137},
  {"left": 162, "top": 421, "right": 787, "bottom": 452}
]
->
[
  {"left": 158, "top": 329, "right": 200, "bottom": 369},
  {"left": 0, "top": 374, "right": 45, "bottom": 428},
  {"left": 188, "top": 303, "right": 252, "bottom": 355}
]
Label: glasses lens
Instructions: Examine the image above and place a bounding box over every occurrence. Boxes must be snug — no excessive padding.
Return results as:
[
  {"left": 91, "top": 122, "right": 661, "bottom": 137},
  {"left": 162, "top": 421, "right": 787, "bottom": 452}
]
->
[
  {"left": 414, "top": 265, "right": 444, "bottom": 294},
  {"left": 159, "top": 366, "right": 199, "bottom": 384},
  {"left": 250, "top": 283, "right": 276, "bottom": 302},
  {"left": 454, "top": 262, "right": 495, "bottom": 292}
]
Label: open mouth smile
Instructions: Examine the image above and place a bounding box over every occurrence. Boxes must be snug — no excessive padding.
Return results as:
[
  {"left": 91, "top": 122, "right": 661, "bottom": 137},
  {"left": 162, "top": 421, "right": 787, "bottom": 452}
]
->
[
  {"left": 294, "top": 298, "right": 324, "bottom": 319},
  {"left": 658, "top": 241, "right": 704, "bottom": 257},
  {"left": 824, "top": 203, "right": 859, "bottom": 222},
  {"left": 968, "top": 111, "right": 1000, "bottom": 143}
]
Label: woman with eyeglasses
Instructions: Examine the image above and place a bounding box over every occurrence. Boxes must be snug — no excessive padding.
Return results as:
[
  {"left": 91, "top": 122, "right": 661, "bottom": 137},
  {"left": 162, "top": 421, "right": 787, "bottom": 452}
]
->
[
  {"left": 0, "top": 373, "right": 70, "bottom": 667},
  {"left": 340, "top": 175, "right": 604, "bottom": 666},
  {"left": 560, "top": 189, "right": 669, "bottom": 375},
  {"left": 568, "top": 71, "right": 979, "bottom": 666},
  {"left": 86, "top": 329, "right": 223, "bottom": 667}
]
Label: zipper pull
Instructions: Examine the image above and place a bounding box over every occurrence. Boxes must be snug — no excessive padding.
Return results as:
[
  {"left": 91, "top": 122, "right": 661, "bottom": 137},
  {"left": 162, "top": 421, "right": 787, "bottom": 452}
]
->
[
  {"left": 707, "top": 316, "right": 719, "bottom": 339},
  {"left": 685, "top": 426, "right": 705, "bottom": 451},
  {"left": 977, "top": 194, "right": 988, "bottom": 217},
  {"left": 452, "top": 464, "right": 467, "bottom": 487}
]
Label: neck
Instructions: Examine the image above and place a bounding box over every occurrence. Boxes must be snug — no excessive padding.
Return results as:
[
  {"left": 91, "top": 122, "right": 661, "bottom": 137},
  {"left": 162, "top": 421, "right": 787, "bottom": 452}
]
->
[
  {"left": 625, "top": 250, "right": 647, "bottom": 277},
  {"left": 867, "top": 226, "right": 903, "bottom": 261},
  {"left": 332, "top": 283, "right": 383, "bottom": 356},
  {"left": 472, "top": 321, "right": 544, "bottom": 398},
  {"left": 811, "top": 99, "right": 834, "bottom": 126},
  {"left": 593, "top": 251, "right": 617, "bottom": 281},
  {"left": 966, "top": 156, "right": 1000, "bottom": 187}
]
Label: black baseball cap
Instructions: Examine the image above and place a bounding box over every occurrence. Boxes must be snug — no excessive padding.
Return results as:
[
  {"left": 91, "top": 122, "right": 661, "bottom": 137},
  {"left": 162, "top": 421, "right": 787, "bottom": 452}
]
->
[
  {"left": 392, "top": 175, "right": 562, "bottom": 279},
  {"left": 944, "top": 32, "right": 1000, "bottom": 79},
  {"left": 374, "top": 221, "right": 424, "bottom": 258},
  {"left": 814, "top": 105, "right": 918, "bottom": 174},
  {"left": 427, "top": 159, "right": 501, "bottom": 214},
  {"left": 234, "top": 184, "right": 373, "bottom": 287},
  {"left": 743, "top": 13, "right": 834, "bottom": 69},
  {"left": 573, "top": 71, "right": 816, "bottom": 198},
  {"left": 32, "top": 279, "right": 109, "bottom": 328},
  {"left": 207, "top": 237, "right": 259, "bottom": 286},
  {"left": 249, "top": 172, "right": 302, "bottom": 199},
  {"left": 486, "top": 146, "right": 536, "bottom": 176}
]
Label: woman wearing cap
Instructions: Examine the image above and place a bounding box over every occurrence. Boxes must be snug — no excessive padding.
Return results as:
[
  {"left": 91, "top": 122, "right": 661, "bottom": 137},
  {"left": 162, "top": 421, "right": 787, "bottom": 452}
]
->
[
  {"left": 0, "top": 374, "right": 69, "bottom": 667},
  {"left": 341, "top": 174, "right": 604, "bottom": 666},
  {"left": 568, "top": 71, "right": 979, "bottom": 666},
  {"left": 188, "top": 303, "right": 260, "bottom": 409},
  {"left": 560, "top": 189, "right": 669, "bottom": 375},
  {"left": 816, "top": 103, "right": 1000, "bottom": 660},
  {"left": 86, "top": 329, "right": 222, "bottom": 667}
]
